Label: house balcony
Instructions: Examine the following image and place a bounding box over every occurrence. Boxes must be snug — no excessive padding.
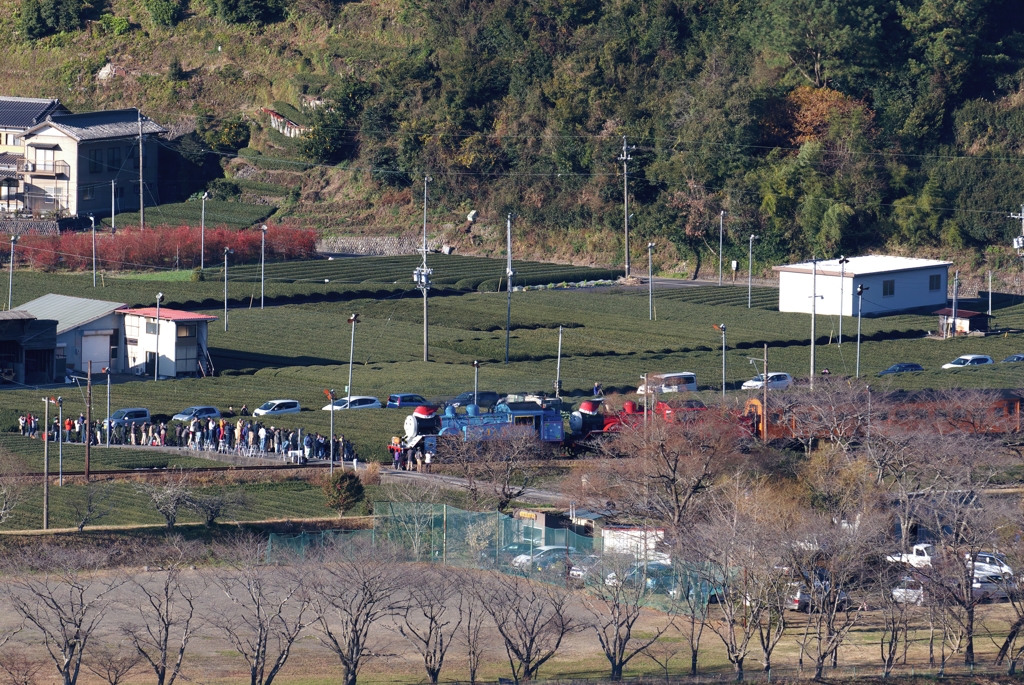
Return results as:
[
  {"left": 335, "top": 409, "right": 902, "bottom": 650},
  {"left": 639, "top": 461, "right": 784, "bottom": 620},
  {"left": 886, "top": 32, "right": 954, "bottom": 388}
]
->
[{"left": 21, "top": 160, "right": 70, "bottom": 177}]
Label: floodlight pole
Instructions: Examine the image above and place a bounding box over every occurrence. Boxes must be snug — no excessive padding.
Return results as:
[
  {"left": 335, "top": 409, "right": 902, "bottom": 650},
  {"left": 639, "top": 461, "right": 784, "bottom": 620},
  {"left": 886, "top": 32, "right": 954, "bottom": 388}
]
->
[
  {"left": 810, "top": 257, "right": 818, "bottom": 389},
  {"left": 347, "top": 314, "right": 359, "bottom": 412},
  {"left": 89, "top": 215, "right": 96, "bottom": 287},
  {"left": 988, "top": 270, "right": 992, "bottom": 317},
  {"left": 555, "top": 327, "right": 563, "bottom": 397},
  {"left": 201, "top": 192, "right": 208, "bottom": 270},
  {"left": 327, "top": 389, "right": 336, "bottom": 475},
  {"left": 42, "top": 397, "right": 48, "bottom": 530},
  {"left": 619, "top": 137, "right": 633, "bottom": 278},
  {"left": 856, "top": 284, "right": 868, "bottom": 378},
  {"left": 505, "top": 213, "right": 515, "bottom": 364},
  {"left": 415, "top": 176, "right": 433, "bottom": 362},
  {"left": 762, "top": 343, "right": 768, "bottom": 441},
  {"left": 747, "top": 234, "right": 758, "bottom": 308},
  {"left": 718, "top": 211, "right": 726, "bottom": 286},
  {"left": 154, "top": 292, "right": 163, "bottom": 382},
  {"left": 8, "top": 235, "right": 16, "bottom": 310},
  {"left": 473, "top": 360, "right": 480, "bottom": 406},
  {"left": 720, "top": 324, "right": 727, "bottom": 398},
  {"left": 56, "top": 396, "right": 63, "bottom": 486},
  {"left": 223, "top": 248, "right": 232, "bottom": 331},
  {"left": 647, "top": 242, "right": 655, "bottom": 320},
  {"left": 837, "top": 255, "right": 849, "bottom": 345},
  {"left": 951, "top": 270, "right": 959, "bottom": 338},
  {"left": 260, "top": 224, "right": 267, "bottom": 310},
  {"left": 111, "top": 180, "right": 116, "bottom": 232}
]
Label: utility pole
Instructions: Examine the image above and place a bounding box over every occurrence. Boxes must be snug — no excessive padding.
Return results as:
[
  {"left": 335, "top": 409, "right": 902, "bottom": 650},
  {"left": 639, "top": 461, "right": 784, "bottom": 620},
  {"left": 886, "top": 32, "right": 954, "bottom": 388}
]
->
[
  {"left": 856, "top": 285, "right": 868, "bottom": 378},
  {"left": 57, "top": 396, "right": 63, "bottom": 486},
  {"left": 505, "top": 213, "right": 515, "bottom": 364},
  {"left": 718, "top": 211, "right": 726, "bottom": 286},
  {"left": 748, "top": 234, "right": 758, "bottom": 308},
  {"left": 138, "top": 109, "right": 145, "bottom": 230},
  {"left": 716, "top": 324, "right": 727, "bottom": 397},
  {"left": 85, "top": 361, "right": 92, "bottom": 482},
  {"left": 414, "top": 177, "right": 432, "bottom": 362},
  {"left": 988, "top": 270, "right": 993, "bottom": 317},
  {"left": 473, "top": 360, "right": 480, "bottom": 406},
  {"left": 223, "top": 247, "right": 232, "bottom": 331},
  {"left": 762, "top": 343, "right": 768, "bottom": 441},
  {"left": 42, "top": 397, "right": 48, "bottom": 530},
  {"left": 111, "top": 180, "right": 116, "bottom": 232},
  {"left": 837, "top": 255, "right": 849, "bottom": 344},
  {"left": 105, "top": 371, "right": 110, "bottom": 448},
  {"left": 89, "top": 215, "right": 96, "bottom": 287},
  {"left": 951, "top": 270, "right": 959, "bottom": 338},
  {"left": 154, "top": 292, "right": 163, "bottom": 381},
  {"left": 1011, "top": 205, "right": 1024, "bottom": 256},
  {"left": 619, "top": 136, "right": 633, "bottom": 278}
]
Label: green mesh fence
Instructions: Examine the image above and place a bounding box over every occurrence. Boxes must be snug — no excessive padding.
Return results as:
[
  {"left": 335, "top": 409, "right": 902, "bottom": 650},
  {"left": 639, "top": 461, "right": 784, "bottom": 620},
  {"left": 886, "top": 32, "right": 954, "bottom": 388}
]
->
[{"left": 266, "top": 529, "right": 373, "bottom": 561}]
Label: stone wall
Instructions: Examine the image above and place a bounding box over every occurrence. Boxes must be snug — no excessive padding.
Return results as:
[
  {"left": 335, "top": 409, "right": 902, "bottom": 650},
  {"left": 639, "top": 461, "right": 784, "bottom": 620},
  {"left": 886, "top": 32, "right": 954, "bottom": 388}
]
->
[
  {"left": 0, "top": 217, "right": 86, "bottom": 236},
  {"left": 317, "top": 235, "right": 445, "bottom": 256}
]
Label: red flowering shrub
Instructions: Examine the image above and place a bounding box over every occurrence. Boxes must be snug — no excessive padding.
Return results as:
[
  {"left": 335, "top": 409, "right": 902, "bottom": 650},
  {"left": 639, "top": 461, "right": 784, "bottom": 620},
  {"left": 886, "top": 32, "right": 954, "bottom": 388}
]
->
[{"left": 16, "top": 224, "right": 317, "bottom": 271}]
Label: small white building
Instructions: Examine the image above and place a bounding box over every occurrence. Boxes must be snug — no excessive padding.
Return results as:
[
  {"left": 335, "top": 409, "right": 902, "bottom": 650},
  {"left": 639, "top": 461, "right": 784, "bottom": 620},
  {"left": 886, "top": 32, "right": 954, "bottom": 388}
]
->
[
  {"left": 774, "top": 255, "right": 951, "bottom": 316},
  {"left": 121, "top": 307, "right": 216, "bottom": 378}
]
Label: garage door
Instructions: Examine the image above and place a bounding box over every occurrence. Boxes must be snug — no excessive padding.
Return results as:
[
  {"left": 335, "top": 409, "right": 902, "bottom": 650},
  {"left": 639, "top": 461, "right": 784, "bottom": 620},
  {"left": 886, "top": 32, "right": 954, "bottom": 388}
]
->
[{"left": 81, "top": 335, "right": 109, "bottom": 372}]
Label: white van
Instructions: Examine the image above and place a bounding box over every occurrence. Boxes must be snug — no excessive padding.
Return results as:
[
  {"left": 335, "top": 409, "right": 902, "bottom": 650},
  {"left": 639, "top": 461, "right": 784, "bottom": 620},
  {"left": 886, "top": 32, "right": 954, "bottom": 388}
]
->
[{"left": 638, "top": 372, "right": 697, "bottom": 395}]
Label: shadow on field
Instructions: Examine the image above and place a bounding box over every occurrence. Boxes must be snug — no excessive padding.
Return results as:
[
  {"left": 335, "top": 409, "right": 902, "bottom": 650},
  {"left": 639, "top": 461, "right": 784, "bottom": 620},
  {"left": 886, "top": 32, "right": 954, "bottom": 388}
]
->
[{"left": 210, "top": 348, "right": 342, "bottom": 371}]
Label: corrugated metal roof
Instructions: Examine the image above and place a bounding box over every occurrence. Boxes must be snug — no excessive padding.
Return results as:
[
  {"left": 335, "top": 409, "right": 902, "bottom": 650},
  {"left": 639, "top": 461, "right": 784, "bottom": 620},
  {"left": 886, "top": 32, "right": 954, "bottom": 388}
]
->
[
  {"left": 22, "top": 108, "right": 167, "bottom": 142},
  {"left": 0, "top": 97, "right": 68, "bottom": 129},
  {"left": 16, "top": 294, "right": 126, "bottom": 334},
  {"left": 0, "top": 310, "right": 35, "bottom": 321},
  {"left": 122, "top": 307, "right": 217, "bottom": 322},
  {"left": 774, "top": 255, "right": 952, "bottom": 277}
]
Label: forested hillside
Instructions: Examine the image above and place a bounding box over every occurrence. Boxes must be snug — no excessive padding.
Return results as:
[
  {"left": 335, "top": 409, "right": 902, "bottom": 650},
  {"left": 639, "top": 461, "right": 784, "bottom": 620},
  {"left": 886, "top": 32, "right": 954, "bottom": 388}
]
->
[{"left": 2, "top": 0, "right": 1024, "bottom": 273}]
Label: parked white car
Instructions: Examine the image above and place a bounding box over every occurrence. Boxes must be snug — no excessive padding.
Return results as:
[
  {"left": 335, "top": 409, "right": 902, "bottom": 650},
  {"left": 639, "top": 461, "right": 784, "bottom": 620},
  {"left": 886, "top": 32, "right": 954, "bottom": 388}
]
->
[
  {"left": 253, "top": 399, "right": 301, "bottom": 416},
  {"left": 638, "top": 372, "right": 697, "bottom": 395},
  {"left": 742, "top": 372, "right": 794, "bottom": 390},
  {"left": 942, "top": 354, "right": 994, "bottom": 369},
  {"left": 511, "top": 545, "right": 575, "bottom": 569},
  {"left": 885, "top": 543, "right": 934, "bottom": 568},
  {"left": 892, "top": 577, "right": 925, "bottom": 605},
  {"left": 967, "top": 552, "right": 1013, "bottom": 577},
  {"left": 322, "top": 396, "right": 382, "bottom": 411}
]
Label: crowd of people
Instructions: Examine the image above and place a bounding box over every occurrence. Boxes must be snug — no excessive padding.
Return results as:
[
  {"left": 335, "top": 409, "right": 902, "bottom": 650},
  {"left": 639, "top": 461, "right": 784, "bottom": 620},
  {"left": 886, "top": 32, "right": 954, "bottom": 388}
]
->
[{"left": 16, "top": 413, "right": 356, "bottom": 463}]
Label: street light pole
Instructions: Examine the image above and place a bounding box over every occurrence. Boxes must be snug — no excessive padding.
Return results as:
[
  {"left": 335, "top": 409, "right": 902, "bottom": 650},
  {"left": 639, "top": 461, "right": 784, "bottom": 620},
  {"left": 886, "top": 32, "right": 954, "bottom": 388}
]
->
[
  {"left": 718, "top": 211, "right": 726, "bottom": 286},
  {"left": 747, "top": 234, "right": 758, "bottom": 308},
  {"left": 326, "top": 388, "right": 337, "bottom": 475},
  {"left": 505, "top": 212, "right": 515, "bottom": 364},
  {"left": 647, "top": 242, "right": 656, "bottom": 320},
  {"left": 201, "top": 192, "right": 208, "bottom": 270},
  {"left": 810, "top": 256, "right": 818, "bottom": 389},
  {"left": 8, "top": 235, "right": 16, "bottom": 310},
  {"left": 856, "top": 284, "right": 869, "bottom": 378},
  {"left": 57, "top": 396, "right": 63, "bottom": 487},
  {"left": 619, "top": 136, "right": 633, "bottom": 278},
  {"left": 260, "top": 224, "right": 267, "bottom": 310},
  {"left": 42, "top": 397, "right": 48, "bottom": 530},
  {"left": 223, "top": 247, "right": 232, "bottom": 332},
  {"left": 837, "top": 255, "right": 849, "bottom": 345},
  {"left": 89, "top": 215, "right": 96, "bottom": 287},
  {"left": 346, "top": 314, "right": 359, "bottom": 413},
  {"left": 154, "top": 292, "right": 163, "bottom": 382},
  {"left": 714, "top": 323, "right": 726, "bottom": 397}
]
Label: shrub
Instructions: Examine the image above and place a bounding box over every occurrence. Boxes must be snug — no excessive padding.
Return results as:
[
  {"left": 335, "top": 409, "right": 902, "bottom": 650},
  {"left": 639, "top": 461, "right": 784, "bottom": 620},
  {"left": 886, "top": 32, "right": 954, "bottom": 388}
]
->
[
  {"left": 202, "top": 118, "right": 250, "bottom": 152},
  {"left": 144, "top": 0, "right": 181, "bottom": 26},
  {"left": 322, "top": 471, "right": 364, "bottom": 516},
  {"left": 99, "top": 13, "right": 130, "bottom": 35}
]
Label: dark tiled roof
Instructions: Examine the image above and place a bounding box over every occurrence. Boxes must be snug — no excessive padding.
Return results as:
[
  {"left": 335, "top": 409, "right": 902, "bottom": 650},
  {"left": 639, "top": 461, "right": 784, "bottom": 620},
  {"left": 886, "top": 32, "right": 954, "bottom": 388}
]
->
[
  {"left": 24, "top": 108, "right": 167, "bottom": 142},
  {"left": 0, "top": 152, "right": 22, "bottom": 166},
  {"left": 0, "top": 97, "right": 68, "bottom": 129}
]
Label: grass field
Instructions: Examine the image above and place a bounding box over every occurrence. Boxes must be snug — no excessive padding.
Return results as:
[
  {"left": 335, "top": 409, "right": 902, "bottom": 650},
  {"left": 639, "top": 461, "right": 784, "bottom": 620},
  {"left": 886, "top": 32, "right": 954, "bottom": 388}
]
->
[
  {"left": 103, "top": 200, "right": 277, "bottom": 230},
  {"left": 0, "top": 280, "right": 1020, "bottom": 470}
]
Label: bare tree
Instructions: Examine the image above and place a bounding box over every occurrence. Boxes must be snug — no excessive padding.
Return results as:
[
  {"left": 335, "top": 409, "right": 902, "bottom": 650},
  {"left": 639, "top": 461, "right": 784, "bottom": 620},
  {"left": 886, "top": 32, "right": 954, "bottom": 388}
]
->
[
  {"left": 134, "top": 470, "right": 193, "bottom": 530},
  {"left": 874, "top": 562, "right": 916, "bottom": 677},
  {"left": 476, "top": 572, "right": 577, "bottom": 683},
  {"left": 310, "top": 541, "right": 407, "bottom": 685},
  {"left": 583, "top": 554, "right": 673, "bottom": 680},
  {"left": 186, "top": 487, "right": 248, "bottom": 527},
  {"left": 393, "top": 567, "right": 463, "bottom": 685},
  {"left": 641, "top": 631, "right": 685, "bottom": 682},
  {"left": 0, "top": 649, "right": 43, "bottom": 685},
  {"left": 3, "top": 549, "right": 121, "bottom": 685},
  {"left": 82, "top": 644, "right": 142, "bottom": 685},
  {"left": 67, "top": 481, "right": 115, "bottom": 532},
  {"left": 669, "top": 563, "right": 708, "bottom": 676},
  {"left": 443, "top": 428, "right": 551, "bottom": 512},
  {"left": 376, "top": 481, "right": 446, "bottom": 561},
  {"left": 0, "top": 447, "right": 25, "bottom": 526},
  {"left": 123, "top": 541, "right": 203, "bottom": 685},
  {"left": 603, "top": 409, "right": 743, "bottom": 533},
  {"left": 456, "top": 570, "right": 488, "bottom": 685},
  {"left": 210, "top": 535, "right": 311, "bottom": 685}
]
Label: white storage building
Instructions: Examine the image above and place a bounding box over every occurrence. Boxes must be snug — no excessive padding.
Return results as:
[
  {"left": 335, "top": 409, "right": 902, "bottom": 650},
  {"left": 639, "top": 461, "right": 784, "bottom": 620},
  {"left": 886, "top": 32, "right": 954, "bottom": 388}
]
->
[
  {"left": 774, "top": 255, "right": 951, "bottom": 316},
  {"left": 16, "top": 294, "right": 126, "bottom": 375}
]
